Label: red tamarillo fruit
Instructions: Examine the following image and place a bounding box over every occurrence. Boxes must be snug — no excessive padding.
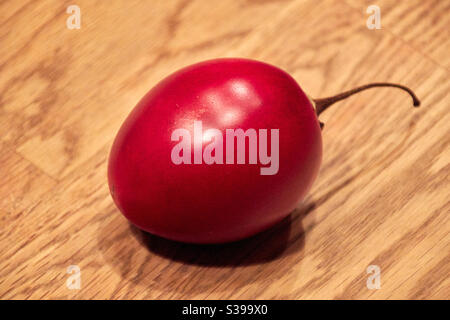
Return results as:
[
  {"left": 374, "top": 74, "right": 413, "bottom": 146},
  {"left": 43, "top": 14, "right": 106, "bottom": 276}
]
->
[{"left": 108, "top": 58, "right": 420, "bottom": 244}]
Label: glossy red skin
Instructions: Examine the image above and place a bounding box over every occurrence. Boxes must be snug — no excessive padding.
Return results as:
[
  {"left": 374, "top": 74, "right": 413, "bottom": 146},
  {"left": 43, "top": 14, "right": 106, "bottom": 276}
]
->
[{"left": 108, "top": 58, "right": 322, "bottom": 244}]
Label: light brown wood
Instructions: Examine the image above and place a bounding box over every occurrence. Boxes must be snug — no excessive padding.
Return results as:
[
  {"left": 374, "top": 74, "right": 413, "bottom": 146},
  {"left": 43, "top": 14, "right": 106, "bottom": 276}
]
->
[{"left": 0, "top": 0, "right": 448, "bottom": 300}]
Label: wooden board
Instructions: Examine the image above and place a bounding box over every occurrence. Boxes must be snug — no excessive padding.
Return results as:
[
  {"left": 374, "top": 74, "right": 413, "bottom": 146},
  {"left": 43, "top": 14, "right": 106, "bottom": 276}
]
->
[{"left": 0, "top": 0, "right": 448, "bottom": 299}]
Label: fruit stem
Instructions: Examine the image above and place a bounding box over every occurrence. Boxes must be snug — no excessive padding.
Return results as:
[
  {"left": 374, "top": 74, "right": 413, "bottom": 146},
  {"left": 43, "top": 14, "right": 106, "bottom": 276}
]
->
[{"left": 313, "top": 82, "right": 420, "bottom": 116}]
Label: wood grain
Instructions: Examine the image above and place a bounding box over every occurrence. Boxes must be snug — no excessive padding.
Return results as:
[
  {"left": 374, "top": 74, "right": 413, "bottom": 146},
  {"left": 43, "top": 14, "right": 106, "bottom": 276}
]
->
[{"left": 0, "top": 0, "right": 448, "bottom": 299}]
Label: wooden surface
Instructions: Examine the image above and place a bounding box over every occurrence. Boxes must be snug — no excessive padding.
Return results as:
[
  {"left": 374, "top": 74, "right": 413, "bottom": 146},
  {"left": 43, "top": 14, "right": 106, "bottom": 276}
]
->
[{"left": 0, "top": 0, "right": 449, "bottom": 300}]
